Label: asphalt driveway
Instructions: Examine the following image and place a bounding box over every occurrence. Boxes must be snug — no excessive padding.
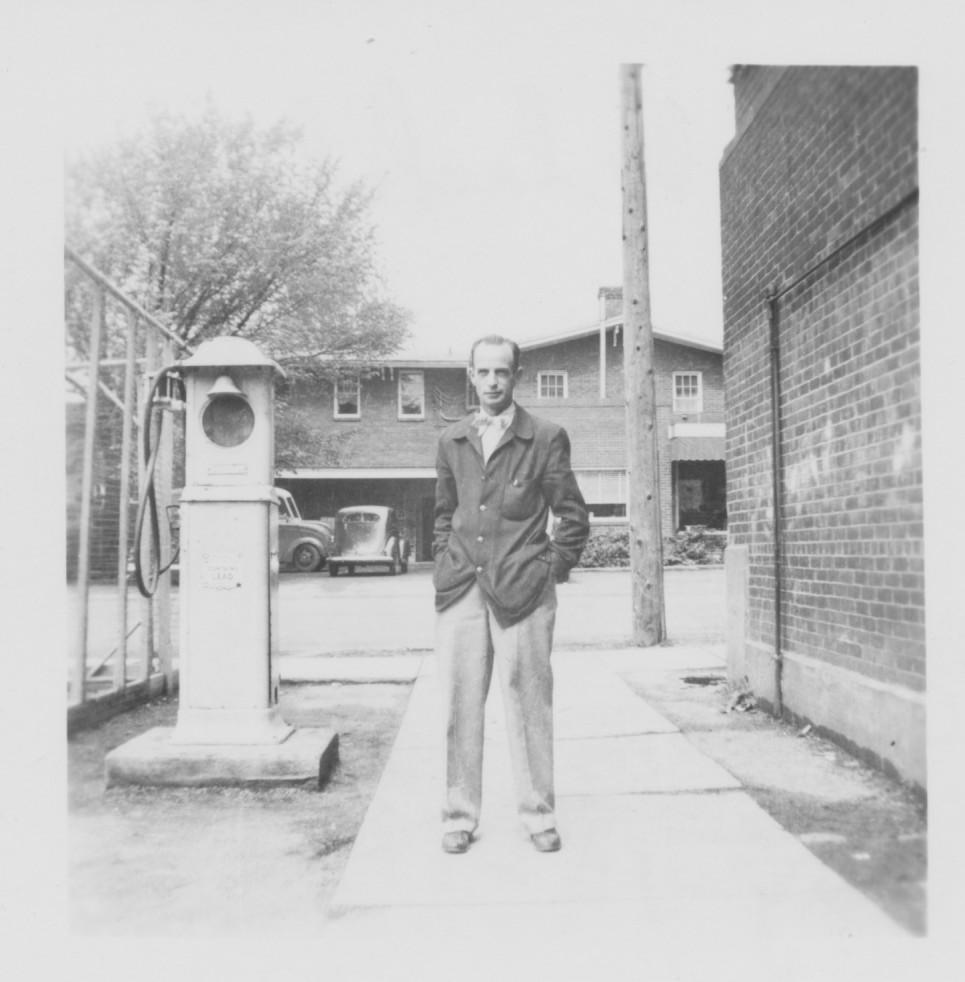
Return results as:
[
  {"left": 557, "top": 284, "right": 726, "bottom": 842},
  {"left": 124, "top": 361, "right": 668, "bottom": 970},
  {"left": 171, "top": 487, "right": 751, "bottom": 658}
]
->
[
  {"left": 75, "top": 565, "right": 724, "bottom": 688},
  {"left": 277, "top": 565, "right": 725, "bottom": 656}
]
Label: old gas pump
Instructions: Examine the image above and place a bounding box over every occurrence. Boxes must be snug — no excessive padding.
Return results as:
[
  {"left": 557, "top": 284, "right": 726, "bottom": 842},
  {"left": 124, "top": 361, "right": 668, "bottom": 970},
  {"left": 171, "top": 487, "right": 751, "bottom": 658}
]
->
[
  {"left": 174, "top": 336, "right": 287, "bottom": 744},
  {"left": 107, "top": 336, "right": 337, "bottom": 786}
]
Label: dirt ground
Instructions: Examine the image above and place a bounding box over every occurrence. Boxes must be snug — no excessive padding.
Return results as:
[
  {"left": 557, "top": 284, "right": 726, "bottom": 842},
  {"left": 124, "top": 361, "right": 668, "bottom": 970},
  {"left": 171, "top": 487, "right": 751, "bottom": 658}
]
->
[
  {"left": 68, "top": 662, "right": 926, "bottom": 936},
  {"left": 68, "top": 683, "right": 412, "bottom": 934}
]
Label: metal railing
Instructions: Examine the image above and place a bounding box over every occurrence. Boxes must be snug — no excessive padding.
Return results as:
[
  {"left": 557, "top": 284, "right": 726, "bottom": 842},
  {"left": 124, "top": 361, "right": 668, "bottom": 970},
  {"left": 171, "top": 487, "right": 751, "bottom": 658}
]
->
[{"left": 65, "top": 246, "right": 191, "bottom": 715}]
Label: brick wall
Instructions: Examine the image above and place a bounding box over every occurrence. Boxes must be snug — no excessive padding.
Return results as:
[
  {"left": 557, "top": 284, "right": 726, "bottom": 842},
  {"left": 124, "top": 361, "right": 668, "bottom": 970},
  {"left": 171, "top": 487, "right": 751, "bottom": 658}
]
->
[
  {"left": 775, "top": 208, "right": 923, "bottom": 688},
  {"left": 518, "top": 331, "right": 616, "bottom": 401},
  {"left": 289, "top": 367, "right": 468, "bottom": 469},
  {"left": 517, "top": 334, "right": 724, "bottom": 531},
  {"left": 654, "top": 341, "right": 724, "bottom": 424},
  {"left": 729, "top": 66, "right": 787, "bottom": 137},
  {"left": 282, "top": 329, "right": 724, "bottom": 538},
  {"left": 721, "top": 69, "right": 922, "bottom": 712}
]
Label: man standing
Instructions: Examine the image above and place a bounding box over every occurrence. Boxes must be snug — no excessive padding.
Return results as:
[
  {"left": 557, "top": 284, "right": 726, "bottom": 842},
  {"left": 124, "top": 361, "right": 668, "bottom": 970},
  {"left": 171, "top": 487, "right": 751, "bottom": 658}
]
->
[{"left": 433, "top": 335, "right": 589, "bottom": 854}]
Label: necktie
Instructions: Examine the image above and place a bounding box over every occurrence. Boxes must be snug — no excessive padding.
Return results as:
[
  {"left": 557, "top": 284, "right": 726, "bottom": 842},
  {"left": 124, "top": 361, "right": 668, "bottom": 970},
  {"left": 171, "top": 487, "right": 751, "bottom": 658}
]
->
[
  {"left": 475, "top": 412, "right": 511, "bottom": 461},
  {"left": 474, "top": 412, "right": 510, "bottom": 432}
]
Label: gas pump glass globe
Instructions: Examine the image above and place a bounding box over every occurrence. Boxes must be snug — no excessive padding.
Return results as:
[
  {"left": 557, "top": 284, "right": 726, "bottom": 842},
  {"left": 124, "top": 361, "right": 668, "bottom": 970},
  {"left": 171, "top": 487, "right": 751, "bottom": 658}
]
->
[{"left": 202, "top": 393, "right": 255, "bottom": 447}]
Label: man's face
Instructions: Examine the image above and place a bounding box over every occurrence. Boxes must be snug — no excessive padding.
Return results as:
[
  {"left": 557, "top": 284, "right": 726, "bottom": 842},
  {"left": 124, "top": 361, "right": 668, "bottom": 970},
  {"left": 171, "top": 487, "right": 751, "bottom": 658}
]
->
[{"left": 470, "top": 342, "right": 520, "bottom": 416}]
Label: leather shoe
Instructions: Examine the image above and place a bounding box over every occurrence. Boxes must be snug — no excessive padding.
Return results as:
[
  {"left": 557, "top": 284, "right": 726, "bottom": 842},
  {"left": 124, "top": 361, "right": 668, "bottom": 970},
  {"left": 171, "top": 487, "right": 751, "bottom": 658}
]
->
[
  {"left": 442, "top": 830, "right": 472, "bottom": 854},
  {"left": 530, "top": 828, "right": 562, "bottom": 852}
]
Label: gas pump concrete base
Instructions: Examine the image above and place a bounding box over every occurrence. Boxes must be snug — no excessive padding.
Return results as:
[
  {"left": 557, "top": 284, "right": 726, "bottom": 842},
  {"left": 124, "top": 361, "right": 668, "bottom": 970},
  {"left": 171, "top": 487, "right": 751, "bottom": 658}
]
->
[
  {"left": 171, "top": 706, "right": 294, "bottom": 745},
  {"left": 105, "top": 725, "right": 339, "bottom": 789}
]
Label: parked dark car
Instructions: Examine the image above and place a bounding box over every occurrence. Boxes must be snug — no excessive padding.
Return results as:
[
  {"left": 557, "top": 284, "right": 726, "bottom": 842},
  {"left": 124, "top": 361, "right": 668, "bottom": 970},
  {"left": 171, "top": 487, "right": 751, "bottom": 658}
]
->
[
  {"left": 277, "top": 488, "right": 333, "bottom": 572},
  {"left": 328, "top": 506, "right": 410, "bottom": 576}
]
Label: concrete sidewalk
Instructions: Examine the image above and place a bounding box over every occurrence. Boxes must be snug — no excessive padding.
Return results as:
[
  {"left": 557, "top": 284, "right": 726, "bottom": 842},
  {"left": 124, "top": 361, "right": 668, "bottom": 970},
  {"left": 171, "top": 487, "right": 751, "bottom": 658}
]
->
[{"left": 289, "top": 646, "right": 919, "bottom": 982}]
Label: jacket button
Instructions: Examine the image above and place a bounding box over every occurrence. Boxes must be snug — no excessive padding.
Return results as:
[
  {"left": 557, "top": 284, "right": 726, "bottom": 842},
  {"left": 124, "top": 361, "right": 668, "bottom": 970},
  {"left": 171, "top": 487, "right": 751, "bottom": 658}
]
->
[
  {"left": 476, "top": 566, "right": 483, "bottom": 573},
  {"left": 477, "top": 535, "right": 484, "bottom": 542},
  {"left": 479, "top": 504, "right": 486, "bottom": 511}
]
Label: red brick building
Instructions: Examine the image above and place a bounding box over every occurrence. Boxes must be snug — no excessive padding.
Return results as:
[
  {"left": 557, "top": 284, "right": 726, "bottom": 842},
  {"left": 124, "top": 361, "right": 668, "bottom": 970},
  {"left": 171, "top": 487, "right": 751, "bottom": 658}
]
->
[
  {"left": 720, "top": 67, "right": 923, "bottom": 787},
  {"left": 276, "top": 290, "right": 724, "bottom": 562}
]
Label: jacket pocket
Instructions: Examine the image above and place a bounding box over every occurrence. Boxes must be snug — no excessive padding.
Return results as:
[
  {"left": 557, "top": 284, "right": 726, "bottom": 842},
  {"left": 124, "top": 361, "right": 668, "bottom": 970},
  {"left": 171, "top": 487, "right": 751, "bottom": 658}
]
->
[
  {"left": 432, "top": 548, "right": 451, "bottom": 590},
  {"left": 537, "top": 547, "right": 567, "bottom": 582},
  {"left": 500, "top": 476, "right": 541, "bottom": 521}
]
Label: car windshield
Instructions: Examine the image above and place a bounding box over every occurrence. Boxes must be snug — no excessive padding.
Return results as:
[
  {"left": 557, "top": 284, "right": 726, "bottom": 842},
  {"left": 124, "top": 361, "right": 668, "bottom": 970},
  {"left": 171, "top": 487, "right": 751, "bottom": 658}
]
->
[
  {"left": 278, "top": 492, "right": 300, "bottom": 520},
  {"left": 343, "top": 513, "right": 380, "bottom": 524}
]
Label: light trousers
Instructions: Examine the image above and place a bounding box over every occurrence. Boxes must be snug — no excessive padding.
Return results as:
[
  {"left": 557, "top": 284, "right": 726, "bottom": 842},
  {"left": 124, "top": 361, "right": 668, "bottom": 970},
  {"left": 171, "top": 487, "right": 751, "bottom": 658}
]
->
[{"left": 435, "top": 579, "right": 558, "bottom": 836}]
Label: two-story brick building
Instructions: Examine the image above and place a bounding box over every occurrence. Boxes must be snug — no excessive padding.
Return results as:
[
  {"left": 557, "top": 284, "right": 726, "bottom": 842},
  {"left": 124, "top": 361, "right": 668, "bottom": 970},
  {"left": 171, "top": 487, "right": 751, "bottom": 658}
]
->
[
  {"left": 720, "top": 67, "right": 923, "bottom": 788},
  {"left": 276, "top": 289, "right": 725, "bottom": 562}
]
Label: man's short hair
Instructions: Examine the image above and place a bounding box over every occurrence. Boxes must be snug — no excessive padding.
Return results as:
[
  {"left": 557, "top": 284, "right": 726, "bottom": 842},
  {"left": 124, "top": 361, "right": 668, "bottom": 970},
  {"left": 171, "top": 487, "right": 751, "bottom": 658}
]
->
[{"left": 469, "top": 335, "right": 521, "bottom": 372}]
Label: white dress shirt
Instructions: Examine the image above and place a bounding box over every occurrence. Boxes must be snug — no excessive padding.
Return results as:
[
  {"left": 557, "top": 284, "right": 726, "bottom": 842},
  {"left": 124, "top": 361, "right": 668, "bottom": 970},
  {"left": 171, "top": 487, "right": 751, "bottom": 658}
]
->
[{"left": 475, "top": 404, "right": 515, "bottom": 462}]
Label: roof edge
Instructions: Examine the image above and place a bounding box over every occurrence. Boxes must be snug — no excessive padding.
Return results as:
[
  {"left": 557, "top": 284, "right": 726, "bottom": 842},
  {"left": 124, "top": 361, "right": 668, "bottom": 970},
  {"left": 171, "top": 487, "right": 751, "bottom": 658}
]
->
[{"left": 519, "top": 317, "right": 722, "bottom": 354}]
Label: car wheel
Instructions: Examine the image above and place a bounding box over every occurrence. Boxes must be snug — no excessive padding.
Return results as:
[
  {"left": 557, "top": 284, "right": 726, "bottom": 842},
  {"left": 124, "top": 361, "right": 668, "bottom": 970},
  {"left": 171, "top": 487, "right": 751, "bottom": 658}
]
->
[
  {"left": 328, "top": 563, "right": 339, "bottom": 577},
  {"left": 292, "top": 543, "right": 323, "bottom": 572}
]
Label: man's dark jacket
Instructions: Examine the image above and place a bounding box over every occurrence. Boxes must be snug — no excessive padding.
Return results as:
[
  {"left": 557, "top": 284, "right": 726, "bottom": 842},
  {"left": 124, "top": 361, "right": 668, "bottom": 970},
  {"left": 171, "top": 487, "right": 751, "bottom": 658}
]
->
[{"left": 433, "top": 404, "right": 589, "bottom": 626}]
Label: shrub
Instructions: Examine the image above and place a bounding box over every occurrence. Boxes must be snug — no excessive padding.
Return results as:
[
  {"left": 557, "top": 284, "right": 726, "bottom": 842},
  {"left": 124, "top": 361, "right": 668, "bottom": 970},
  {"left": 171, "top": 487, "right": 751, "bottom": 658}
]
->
[
  {"left": 577, "top": 527, "right": 630, "bottom": 568},
  {"left": 576, "top": 525, "right": 726, "bottom": 569},
  {"left": 665, "top": 527, "right": 727, "bottom": 566}
]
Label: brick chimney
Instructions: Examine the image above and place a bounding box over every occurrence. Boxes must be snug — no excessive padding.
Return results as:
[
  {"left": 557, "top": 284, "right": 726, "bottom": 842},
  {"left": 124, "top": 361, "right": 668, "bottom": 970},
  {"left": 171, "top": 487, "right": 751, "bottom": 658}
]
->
[{"left": 597, "top": 286, "right": 623, "bottom": 321}]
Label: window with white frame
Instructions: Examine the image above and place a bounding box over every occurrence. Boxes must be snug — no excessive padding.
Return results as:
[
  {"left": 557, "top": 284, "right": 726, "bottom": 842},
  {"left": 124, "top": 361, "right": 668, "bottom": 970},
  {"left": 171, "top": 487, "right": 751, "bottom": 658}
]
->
[
  {"left": 538, "top": 370, "right": 568, "bottom": 399},
  {"left": 398, "top": 370, "right": 426, "bottom": 420},
  {"left": 466, "top": 376, "right": 480, "bottom": 410},
  {"left": 334, "top": 375, "right": 361, "bottom": 419},
  {"left": 575, "top": 469, "right": 627, "bottom": 521},
  {"left": 672, "top": 372, "right": 703, "bottom": 414}
]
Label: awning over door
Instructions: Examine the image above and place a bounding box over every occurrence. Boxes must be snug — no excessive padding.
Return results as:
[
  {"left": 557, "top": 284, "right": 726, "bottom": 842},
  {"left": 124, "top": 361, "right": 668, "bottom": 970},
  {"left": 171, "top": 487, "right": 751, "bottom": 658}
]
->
[{"left": 670, "top": 436, "right": 725, "bottom": 461}]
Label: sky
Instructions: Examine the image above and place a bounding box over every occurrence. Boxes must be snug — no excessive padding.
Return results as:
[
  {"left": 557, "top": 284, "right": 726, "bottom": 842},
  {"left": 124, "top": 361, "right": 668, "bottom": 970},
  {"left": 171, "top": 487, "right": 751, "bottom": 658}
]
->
[
  {"left": 55, "top": 2, "right": 735, "bottom": 359},
  {"left": 51, "top": 1, "right": 960, "bottom": 361}
]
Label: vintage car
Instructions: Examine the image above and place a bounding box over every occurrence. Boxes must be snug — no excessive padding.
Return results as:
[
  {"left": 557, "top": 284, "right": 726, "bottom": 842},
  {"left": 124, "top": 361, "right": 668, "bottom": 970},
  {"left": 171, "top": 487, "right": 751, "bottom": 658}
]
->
[
  {"left": 277, "top": 488, "right": 334, "bottom": 572},
  {"left": 327, "top": 506, "right": 410, "bottom": 576}
]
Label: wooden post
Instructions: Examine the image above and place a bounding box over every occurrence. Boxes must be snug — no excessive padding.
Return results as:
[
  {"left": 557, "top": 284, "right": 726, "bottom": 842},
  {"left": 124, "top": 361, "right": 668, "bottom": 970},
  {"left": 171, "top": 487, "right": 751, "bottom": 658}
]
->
[{"left": 621, "top": 64, "right": 666, "bottom": 645}]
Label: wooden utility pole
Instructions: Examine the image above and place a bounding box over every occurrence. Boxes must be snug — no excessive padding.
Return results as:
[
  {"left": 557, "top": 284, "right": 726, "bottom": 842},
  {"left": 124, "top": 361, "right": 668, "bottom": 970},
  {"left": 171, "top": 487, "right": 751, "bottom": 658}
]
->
[{"left": 621, "top": 64, "right": 666, "bottom": 645}]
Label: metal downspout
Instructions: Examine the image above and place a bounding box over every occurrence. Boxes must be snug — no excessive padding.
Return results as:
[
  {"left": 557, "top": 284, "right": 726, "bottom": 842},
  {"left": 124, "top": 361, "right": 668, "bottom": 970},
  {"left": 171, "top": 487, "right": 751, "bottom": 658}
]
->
[{"left": 767, "top": 292, "right": 784, "bottom": 717}]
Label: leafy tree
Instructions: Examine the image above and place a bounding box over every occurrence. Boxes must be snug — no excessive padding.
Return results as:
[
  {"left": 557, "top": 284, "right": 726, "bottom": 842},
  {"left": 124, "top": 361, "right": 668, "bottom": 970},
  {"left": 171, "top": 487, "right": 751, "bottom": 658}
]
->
[
  {"left": 65, "top": 106, "right": 410, "bottom": 467},
  {"left": 66, "top": 107, "right": 409, "bottom": 358}
]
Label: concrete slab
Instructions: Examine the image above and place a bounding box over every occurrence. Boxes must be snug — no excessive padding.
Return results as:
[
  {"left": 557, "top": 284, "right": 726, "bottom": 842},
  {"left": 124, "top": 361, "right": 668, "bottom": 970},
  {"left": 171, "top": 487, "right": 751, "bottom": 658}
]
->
[
  {"left": 332, "top": 786, "right": 898, "bottom": 932},
  {"left": 330, "top": 648, "right": 907, "bottom": 954},
  {"left": 104, "top": 726, "right": 339, "bottom": 788},
  {"left": 394, "top": 656, "right": 678, "bottom": 751},
  {"left": 362, "top": 726, "right": 739, "bottom": 833},
  {"left": 556, "top": 733, "right": 742, "bottom": 794},
  {"left": 389, "top": 676, "right": 443, "bottom": 749},
  {"left": 554, "top": 666, "right": 681, "bottom": 738},
  {"left": 278, "top": 654, "right": 425, "bottom": 683}
]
